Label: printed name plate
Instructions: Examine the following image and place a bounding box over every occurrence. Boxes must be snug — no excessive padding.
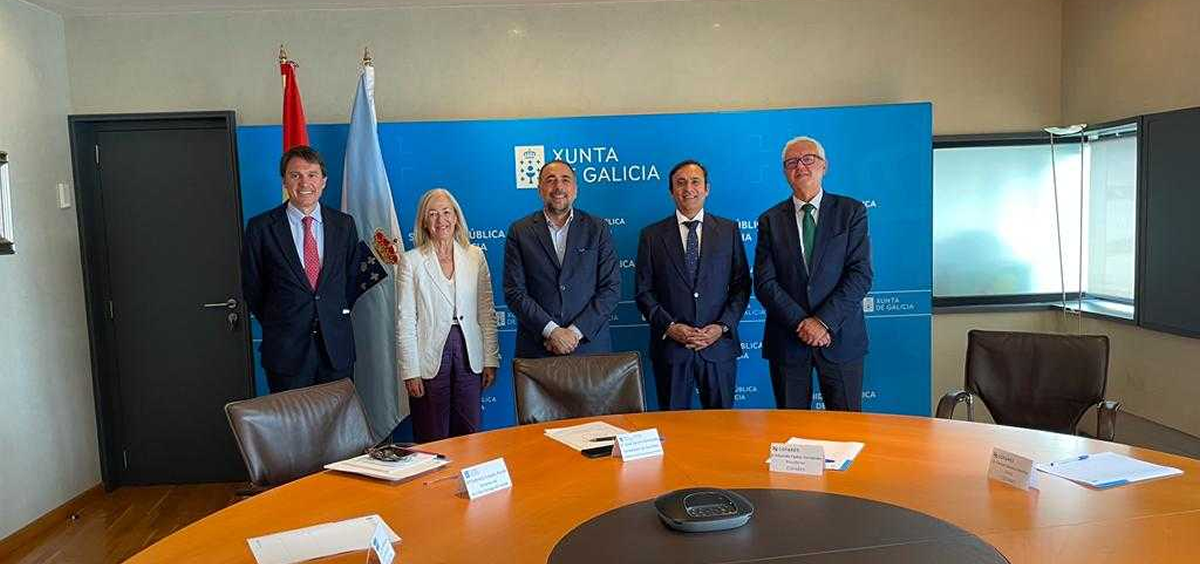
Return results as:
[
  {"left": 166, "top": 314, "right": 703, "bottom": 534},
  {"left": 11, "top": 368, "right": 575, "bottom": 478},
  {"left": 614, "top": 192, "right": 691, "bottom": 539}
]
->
[
  {"left": 613, "top": 429, "right": 664, "bottom": 462},
  {"left": 989, "top": 447, "right": 1038, "bottom": 490},
  {"left": 769, "top": 443, "right": 825, "bottom": 475},
  {"left": 368, "top": 521, "right": 395, "bottom": 564},
  {"left": 460, "top": 458, "right": 513, "bottom": 500}
]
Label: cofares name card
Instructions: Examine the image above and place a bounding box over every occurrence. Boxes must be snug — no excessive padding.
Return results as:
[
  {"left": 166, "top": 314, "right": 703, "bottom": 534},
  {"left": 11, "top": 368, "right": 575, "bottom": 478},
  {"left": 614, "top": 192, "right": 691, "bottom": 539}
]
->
[
  {"left": 988, "top": 448, "right": 1039, "bottom": 491},
  {"left": 613, "top": 428, "right": 664, "bottom": 462},
  {"left": 769, "top": 443, "right": 825, "bottom": 475},
  {"left": 460, "top": 458, "right": 512, "bottom": 500}
]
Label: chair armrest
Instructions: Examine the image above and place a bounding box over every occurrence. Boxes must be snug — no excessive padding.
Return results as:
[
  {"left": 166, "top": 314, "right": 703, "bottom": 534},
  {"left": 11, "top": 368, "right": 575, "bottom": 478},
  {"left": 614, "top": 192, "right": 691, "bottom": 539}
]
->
[
  {"left": 1096, "top": 400, "right": 1121, "bottom": 442},
  {"left": 936, "top": 390, "right": 974, "bottom": 421}
]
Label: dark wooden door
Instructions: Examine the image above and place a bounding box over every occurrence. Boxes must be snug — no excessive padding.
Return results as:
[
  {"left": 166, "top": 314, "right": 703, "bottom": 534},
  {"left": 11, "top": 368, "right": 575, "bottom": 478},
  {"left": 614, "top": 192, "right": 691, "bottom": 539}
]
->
[{"left": 71, "top": 113, "right": 252, "bottom": 485}]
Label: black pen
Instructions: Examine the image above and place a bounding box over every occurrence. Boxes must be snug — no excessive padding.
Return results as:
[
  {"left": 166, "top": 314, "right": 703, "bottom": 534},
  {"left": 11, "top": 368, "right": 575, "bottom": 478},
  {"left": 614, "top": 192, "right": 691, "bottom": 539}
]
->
[
  {"left": 404, "top": 447, "right": 449, "bottom": 459},
  {"left": 589, "top": 436, "right": 617, "bottom": 442}
]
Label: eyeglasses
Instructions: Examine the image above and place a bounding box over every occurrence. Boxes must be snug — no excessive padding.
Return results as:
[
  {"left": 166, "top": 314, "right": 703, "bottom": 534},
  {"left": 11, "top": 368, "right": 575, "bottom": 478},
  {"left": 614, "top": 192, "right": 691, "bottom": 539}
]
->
[
  {"left": 366, "top": 444, "right": 417, "bottom": 462},
  {"left": 783, "top": 154, "right": 824, "bottom": 170}
]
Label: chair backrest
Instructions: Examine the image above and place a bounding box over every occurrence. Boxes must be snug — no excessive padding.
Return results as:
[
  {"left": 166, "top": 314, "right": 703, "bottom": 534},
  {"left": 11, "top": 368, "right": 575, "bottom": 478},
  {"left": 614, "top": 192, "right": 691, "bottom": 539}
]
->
[
  {"left": 965, "top": 329, "right": 1109, "bottom": 435},
  {"left": 512, "top": 352, "right": 646, "bottom": 425},
  {"left": 224, "top": 378, "right": 376, "bottom": 488}
]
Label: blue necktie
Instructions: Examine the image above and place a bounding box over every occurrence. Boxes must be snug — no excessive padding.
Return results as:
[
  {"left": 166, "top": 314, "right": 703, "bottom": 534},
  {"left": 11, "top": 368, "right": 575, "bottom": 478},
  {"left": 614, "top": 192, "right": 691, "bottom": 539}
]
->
[{"left": 684, "top": 220, "right": 700, "bottom": 283}]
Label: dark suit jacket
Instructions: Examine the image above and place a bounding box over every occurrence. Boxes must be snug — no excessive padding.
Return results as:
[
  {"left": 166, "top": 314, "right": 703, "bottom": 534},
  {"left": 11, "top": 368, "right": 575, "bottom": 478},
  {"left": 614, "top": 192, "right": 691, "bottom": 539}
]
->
[
  {"left": 503, "top": 208, "right": 621, "bottom": 358},
  {"left": 635, "top": 213, "right": 750, "bottom": 364},
  {"left": 754, "top": 193, "right": 872, "bottom": 364},
  {"left": 241, "top": 203, "right": 361, "bottom": 374}
]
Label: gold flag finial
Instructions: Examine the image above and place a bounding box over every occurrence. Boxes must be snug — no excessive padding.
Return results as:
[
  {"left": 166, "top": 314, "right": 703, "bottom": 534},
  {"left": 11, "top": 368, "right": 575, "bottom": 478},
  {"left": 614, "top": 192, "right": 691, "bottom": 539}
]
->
[
  {"left": 278, "top": 44, "right": 288, "bottom": 66},
  {"left": 362, "top": 47, "right": 373, "bottom": 68}
]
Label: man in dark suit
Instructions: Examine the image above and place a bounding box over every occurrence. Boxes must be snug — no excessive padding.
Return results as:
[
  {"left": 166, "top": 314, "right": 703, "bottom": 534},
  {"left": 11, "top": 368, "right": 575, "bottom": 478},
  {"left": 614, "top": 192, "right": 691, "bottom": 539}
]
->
[
  {"left": 241, "top": 145, "right": 365, "bottom": 392},
  {"left": 755, "top": 137, "right": 873, "bottom": 411},
  {"left": 636, "top": 161, "right": 750, "bottom": 409},
  {"left": 503, "top": 160, "right": 621, "bottom": 358}
]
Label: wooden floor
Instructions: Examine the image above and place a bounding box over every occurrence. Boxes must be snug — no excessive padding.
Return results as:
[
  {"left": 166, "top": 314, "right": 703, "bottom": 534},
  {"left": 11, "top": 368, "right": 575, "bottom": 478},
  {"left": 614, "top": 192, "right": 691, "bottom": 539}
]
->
[{"left": 1, "top": 484, "right": 241, "bottom": 564}]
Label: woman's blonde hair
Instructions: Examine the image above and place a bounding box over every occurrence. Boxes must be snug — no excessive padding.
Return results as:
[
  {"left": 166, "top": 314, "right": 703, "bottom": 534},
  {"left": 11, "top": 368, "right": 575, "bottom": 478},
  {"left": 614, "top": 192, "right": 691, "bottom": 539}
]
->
[{"left": 413, "top": 188, "right": 471, "bottom": 249}]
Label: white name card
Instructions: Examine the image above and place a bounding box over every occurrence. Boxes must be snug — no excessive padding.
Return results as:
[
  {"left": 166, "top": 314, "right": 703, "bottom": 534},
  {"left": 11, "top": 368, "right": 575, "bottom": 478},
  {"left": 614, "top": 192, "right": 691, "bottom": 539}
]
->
[
  {"left": 988, "top": 448, "right": 1039, "bottom": 491},
  {"left": 368, "top": 521, "right": 395, "bottom": 564},
  {"left": 769, "top": 443, "right": 825, "bottom": 475},
  {"left": 460, "top": 458, "right": 512, "bottom": 500},
  {"left": 613, "top": 428, "right": 664, "bottom": 462}
]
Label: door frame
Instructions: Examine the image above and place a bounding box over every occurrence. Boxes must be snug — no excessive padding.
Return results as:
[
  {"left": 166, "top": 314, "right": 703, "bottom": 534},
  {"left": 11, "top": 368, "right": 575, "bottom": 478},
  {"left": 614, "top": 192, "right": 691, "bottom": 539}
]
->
[{"left": 68, "top": 111, "right": 252, "bottom": 489}]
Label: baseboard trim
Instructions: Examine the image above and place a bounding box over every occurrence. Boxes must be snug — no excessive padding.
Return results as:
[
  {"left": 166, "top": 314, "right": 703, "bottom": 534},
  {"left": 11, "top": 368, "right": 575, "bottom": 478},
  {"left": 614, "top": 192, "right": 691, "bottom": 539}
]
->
[{"left": 0, "top": 484, "right": 104, "bottom": 559}]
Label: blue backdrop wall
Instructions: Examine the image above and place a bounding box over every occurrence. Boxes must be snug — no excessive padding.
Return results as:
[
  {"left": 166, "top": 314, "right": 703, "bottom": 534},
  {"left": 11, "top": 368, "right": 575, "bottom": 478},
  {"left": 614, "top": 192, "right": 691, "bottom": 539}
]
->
[{"left": 237, "top": 102, "right": 932, "bottom": 430}]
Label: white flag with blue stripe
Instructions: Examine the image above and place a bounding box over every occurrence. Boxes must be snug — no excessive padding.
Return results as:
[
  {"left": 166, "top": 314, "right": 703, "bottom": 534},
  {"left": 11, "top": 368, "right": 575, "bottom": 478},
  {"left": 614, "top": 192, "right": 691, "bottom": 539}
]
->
[{"left": 341, "top": 64, "right": 407, "bottom": 436}]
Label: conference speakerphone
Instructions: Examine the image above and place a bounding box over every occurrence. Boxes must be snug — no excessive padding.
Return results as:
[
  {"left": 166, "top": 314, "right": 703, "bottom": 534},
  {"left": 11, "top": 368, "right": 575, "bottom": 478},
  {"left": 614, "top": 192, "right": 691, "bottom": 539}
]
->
[{"left": 654, "top": 488, "right": 755, "bottom": 533}]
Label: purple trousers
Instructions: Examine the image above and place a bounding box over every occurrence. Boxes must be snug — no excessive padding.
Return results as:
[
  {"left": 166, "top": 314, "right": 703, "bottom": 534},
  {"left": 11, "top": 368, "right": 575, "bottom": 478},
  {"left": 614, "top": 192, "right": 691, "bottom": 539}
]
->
[{"left": 410, "top": 325, "right": 482, "bottom": 443}]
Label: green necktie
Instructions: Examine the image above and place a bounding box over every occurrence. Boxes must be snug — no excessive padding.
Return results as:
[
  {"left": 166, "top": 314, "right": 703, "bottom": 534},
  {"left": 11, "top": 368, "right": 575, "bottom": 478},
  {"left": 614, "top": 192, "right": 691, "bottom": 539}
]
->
[{"left": 801, "top": 203, "right": 816, "bottom": 269}]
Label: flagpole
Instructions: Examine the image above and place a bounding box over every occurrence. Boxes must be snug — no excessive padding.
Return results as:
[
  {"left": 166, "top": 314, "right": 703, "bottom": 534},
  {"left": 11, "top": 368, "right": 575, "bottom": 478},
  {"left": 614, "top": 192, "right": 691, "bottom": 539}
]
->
[
  {"left": 362, "top": 46, "right": 373, "bottom": 68},
  {"left": 278, "top": 45, "right": 288, "bottom": 91}
]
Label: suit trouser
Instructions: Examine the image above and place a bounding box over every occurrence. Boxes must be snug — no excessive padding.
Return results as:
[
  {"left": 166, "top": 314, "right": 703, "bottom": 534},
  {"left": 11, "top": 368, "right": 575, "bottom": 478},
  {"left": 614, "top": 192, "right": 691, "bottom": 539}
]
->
[
  {"left": 266, "top": 329, "right": 352, "bottom": 393},
  {"left": 409, "top": 326, "right": 482, "bottom": 443},
  {"left": 768, "top": 351, "right": 863, "bottom": 411},
  {"left": 654, "top": 355, "right": 737, "bottom": 410}
]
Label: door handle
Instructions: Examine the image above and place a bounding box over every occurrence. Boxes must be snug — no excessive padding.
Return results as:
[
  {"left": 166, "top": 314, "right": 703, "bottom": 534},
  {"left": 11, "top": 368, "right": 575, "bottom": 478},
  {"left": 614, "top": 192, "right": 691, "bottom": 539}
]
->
[{"left": 202, "top": 298, "right": 239, "bottom": 310}]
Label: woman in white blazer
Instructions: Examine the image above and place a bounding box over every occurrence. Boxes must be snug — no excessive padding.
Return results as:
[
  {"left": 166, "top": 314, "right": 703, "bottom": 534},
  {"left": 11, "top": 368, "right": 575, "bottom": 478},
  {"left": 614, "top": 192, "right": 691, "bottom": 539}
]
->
[{"left": 396, "top": 188, "right": 500, "bottom": 442}]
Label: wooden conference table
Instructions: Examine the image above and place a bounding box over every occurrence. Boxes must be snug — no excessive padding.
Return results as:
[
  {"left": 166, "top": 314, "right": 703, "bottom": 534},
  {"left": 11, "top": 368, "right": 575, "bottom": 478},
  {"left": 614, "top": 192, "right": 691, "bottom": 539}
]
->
[{"left": 129, "top": 410, "right": 1200, "bottom": 563}]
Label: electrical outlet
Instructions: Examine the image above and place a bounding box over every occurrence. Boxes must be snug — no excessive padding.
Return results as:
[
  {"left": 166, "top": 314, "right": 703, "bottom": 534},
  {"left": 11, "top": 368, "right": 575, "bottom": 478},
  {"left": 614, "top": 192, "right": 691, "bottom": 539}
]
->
[{"left": 57, "top": 183, "right": 72, "bottom": 209}]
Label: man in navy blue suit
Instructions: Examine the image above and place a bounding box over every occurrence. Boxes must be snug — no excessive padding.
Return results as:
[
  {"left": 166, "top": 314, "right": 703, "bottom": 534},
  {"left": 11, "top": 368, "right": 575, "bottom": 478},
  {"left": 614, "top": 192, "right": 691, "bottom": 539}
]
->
[
  {"left": 636, "top": 161, "right": 750, "bottom": 409},
  {"left": 755, "top": 137, "right": 873, "bottom": 411},
  {"left": 241, "top": 146, "right": 365, "bottom": 393},
  {"left": 504, "top": 160, "right": 621, "bottom": 358}
]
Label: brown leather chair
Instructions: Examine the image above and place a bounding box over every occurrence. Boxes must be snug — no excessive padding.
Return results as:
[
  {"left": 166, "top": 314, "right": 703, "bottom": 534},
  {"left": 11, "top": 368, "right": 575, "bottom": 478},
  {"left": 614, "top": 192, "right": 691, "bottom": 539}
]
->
[
  {"left": 513, "top": 352, "right": 646, "bottom": 425},
  {"left": 936, "top": 329, "right": 1120, "bottom": 440},
  {"left": 224, "top": 378, "right": 376, "bottom": 488}
]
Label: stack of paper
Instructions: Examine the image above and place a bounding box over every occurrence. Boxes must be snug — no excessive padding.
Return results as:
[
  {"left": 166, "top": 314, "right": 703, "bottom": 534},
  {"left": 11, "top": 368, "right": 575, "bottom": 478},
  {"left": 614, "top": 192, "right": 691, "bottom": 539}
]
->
[
  {"left": 766, "top": 438, "right": 865, "bottom": 471},
  {"left": 325, "top": 452, "right": 449, "bottom": 482},
  {"left": 544, "top": 421, "right": 630, "bottom": 451},
  {"left": 1035, "top": 451, "right": 1183, "bottom": 489},
  {"left": 247, "top": 514, "right": 399, "bottom": 564}
]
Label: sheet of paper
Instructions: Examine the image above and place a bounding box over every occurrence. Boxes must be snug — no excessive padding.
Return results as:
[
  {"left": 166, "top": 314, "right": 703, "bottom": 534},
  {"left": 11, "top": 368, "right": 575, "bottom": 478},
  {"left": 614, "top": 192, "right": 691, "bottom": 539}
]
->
[
  {"left": 764, "top": 438, "right": 865, "bottom": 471},
  {"left": 769, "top": 443, "right": 825, "bottom": 475},
  {"left": 325, "top": 453, "right": 449, "bottom": 482},
  {"left": 1035, "top": 451, "right": 1183, "bottom": 488},
  {"left": 544, "top": 420, "right": 630, "bottom": 451},
  {"left": 988, "top": 447, "right": 1039, "bottom": 490},
  {"left": 613, "top": 428, "right": 663, "bottom": 462},
  {"left": 246, "top": 514, "right": 400, "bottom": 564}
]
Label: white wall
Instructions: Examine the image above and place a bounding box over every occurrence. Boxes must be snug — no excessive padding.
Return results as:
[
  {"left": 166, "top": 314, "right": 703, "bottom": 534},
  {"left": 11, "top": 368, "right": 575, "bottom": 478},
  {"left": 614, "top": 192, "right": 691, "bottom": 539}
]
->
[
  {"left": 64, "top": 0, "right": 1064, "bottom": 134},
  {"left": 1060, "top": 0, "right": 1200, "bottom": 436},
  {"left": 1063, "top": 0, "right": 1200, "bottom": 124},
  {"left": 0, "top": 0, "right": 101, "bottom": 540}
]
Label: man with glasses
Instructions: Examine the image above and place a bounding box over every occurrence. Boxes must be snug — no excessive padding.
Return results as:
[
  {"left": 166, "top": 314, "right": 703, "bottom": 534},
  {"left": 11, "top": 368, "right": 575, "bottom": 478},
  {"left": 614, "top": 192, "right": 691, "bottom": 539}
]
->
[
  {"left": 754, "top": 137, "right": 873, "bottom": 411},
  {"left": 503, "top": 160, "right": 621, "bottom": 358}
]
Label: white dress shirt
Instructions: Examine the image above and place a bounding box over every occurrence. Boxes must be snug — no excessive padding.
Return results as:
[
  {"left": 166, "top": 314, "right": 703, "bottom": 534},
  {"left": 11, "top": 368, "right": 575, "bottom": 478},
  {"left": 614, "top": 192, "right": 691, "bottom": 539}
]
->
[
  {"left": 541, "top": 209, "right": 583, "bottom": 340},
  {"left": 545, "top": 208, "right": 573, "bottom": 264},
  {"left": 286, "top": 202, "right": 324, "bottom": 263},
  {"left": 676, "top": 208, "right": 705, "bottom": 250},
  {"left": 793, "top": 190, "right": 830, "bottom": 332}
]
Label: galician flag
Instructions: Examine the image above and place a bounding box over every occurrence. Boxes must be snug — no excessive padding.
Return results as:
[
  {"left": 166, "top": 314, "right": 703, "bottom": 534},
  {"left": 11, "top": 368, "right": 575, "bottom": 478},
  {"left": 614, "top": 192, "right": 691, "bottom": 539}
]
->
[{"left": 341, "top": 61, "right": 407, "bottom": 436}]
